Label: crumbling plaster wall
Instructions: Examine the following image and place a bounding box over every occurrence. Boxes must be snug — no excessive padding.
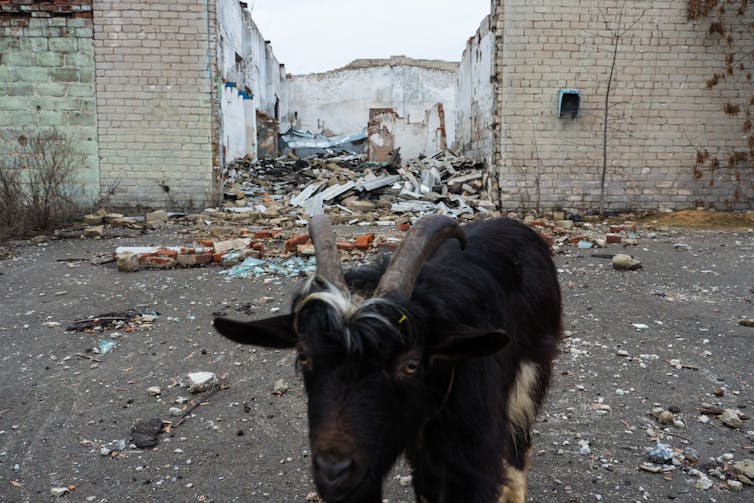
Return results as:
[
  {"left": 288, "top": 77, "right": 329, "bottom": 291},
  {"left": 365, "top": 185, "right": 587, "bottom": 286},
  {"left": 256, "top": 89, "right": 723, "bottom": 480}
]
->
[
  {"left": 0, "top": 0, "right": 99, "bottom": 204},
  {"left": 455, "top": 14, "right": 495, "bottom": 168},
  {"left": 493, "top": 0, "right": 754, "bottom": 212},
  {"left": 289, "top": 56, "right": 457, "bottom": 145},
  {"left": 93, "top": 0, "right": 216, "bottom": 209},
  {"left": 368, "top": 104, "right": 447, "bottom": 162},
  {"left": 216, "top": 0, "right": 287, "bottom": 163}
]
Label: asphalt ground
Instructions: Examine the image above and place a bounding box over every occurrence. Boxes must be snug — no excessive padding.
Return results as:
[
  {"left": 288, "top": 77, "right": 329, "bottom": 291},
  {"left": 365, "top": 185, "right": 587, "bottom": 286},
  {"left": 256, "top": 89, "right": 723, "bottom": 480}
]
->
[{"left": 0, "top": 222, "right": 752, "bottom": 502}]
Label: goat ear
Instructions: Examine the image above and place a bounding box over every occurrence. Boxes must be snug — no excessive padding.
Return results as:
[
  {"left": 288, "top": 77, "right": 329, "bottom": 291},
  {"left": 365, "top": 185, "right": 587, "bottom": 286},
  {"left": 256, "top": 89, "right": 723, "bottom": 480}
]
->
[
  {"left": 213, "top": 315, "right": 297, "bottom": 349},
  {"left": 430, "top": 322, "right": 509, "bottom": 360}
]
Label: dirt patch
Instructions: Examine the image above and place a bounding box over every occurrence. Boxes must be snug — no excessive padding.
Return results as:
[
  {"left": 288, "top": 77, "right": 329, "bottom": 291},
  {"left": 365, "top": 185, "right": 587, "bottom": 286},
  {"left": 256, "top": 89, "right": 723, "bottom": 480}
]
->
[{"left": 640, "top": 209, "right": 754, "bottom": 228}]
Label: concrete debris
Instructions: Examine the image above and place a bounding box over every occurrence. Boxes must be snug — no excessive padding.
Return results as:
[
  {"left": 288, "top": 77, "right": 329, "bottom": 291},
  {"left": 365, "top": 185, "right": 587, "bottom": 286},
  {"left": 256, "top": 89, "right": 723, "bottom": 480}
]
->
[
  {"left": 720, "top": 409, "right": 743, "bottom": 428},
  {"left": 187, "top": 371, "right": 218, "bottom": 393},
  {"left": 51, "top": 487, "right": 70, "bottom": 497},
  {"left": 612, "top": 254, "right": 642, "bottom": 271},
  {"left": 221, "top": 150, "right": 488, "bottom": 219}
]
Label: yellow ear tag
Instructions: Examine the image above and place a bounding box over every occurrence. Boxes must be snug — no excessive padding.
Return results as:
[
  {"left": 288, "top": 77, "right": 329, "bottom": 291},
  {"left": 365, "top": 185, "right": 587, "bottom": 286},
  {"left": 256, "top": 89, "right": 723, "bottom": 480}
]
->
[{"left": 398, "top": 314, "right": 407, "bottom": 325}]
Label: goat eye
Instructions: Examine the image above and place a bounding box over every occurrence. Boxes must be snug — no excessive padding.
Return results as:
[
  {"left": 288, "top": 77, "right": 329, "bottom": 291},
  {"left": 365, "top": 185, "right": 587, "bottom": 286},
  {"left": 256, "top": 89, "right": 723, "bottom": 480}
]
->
[
  {"left": 402, "top": 359, "right": 420, "bottom": 376},
  {"left": 297, "top": 354, "right": 313, "bottom": 371}
]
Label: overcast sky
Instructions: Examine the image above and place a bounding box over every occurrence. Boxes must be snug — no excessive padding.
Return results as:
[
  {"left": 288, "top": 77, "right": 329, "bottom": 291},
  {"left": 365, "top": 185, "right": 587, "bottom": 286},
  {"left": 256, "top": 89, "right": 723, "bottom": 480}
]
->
[{"left": 248, "top": 0, "right": 492, "bottom": 75}]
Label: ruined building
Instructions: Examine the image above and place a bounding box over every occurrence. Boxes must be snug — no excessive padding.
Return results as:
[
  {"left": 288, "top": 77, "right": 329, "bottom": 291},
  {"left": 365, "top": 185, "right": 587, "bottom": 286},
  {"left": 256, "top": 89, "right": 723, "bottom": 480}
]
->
[
  {"left": 1, "top": 0, "right": 751, "bottom": 211},
  {"left": 457, "top": 0, "right": 753, "bottom": 211}
]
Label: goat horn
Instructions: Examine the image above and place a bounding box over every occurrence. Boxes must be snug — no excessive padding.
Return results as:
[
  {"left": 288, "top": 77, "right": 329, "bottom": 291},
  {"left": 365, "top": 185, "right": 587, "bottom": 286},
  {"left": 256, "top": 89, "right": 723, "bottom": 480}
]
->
[
  {"left": 375, "top": 215, "right": 465, "bottom": 299},
  {"left": 309, "top": 214, "right": 348, "bottom": 293}
]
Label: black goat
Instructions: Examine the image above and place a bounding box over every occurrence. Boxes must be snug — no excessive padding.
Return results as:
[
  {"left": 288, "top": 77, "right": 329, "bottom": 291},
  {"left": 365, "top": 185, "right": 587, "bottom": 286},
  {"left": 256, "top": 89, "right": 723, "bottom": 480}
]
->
[{"left": 214, "top": 215, "right": 562, "bottom": 503}]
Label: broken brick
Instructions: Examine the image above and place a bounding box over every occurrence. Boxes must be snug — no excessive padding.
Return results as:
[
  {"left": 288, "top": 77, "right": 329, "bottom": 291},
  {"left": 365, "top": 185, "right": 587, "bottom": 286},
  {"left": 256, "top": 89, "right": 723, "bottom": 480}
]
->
[
  {"left": 196, "top": 239, "right": 215, "bottom": 249},
  {"left": 355, "top": 233, "right": 376, "bottom": 250},
  {"left": 155, "top": 248, "right": 178, "bottom": 259},
  {"left": 250, "top": 242, "right": 265, "bottom": 258},
  {"left": 397, "top": 223, "right": 410, "bottom": 232},
  {"left": 140, "top": 256, "right": 176, "bottom": 269},
  {"left": 195, "top": 252, "right": 214, "bottom": 265},
  {"left": 336, "top": 242, "right": 355, "bottom": 252},
  {"left": 285, "top": 233, "right": 310, "bottom": 253},
  {"left": 254, "top": 230, "right": 274, "bottom": 239},
  {"left": 606, "top": 234, "right": 622, "bottom": 244},
  {"left": 609, "top": 225, "right": 624, "bottom": 233},
  {"left": 177, "top": 254, "right": 197, "bottom": 267},
  {"left": 379, "top": 241, "right": 400, "bottom": 251}
]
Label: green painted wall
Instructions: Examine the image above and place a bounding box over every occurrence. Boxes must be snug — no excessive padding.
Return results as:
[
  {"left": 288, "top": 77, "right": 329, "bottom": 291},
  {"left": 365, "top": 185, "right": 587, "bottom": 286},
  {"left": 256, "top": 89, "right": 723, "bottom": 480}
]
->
[{"left": 0, "top": 5, "right": 99, "bottom": 205}]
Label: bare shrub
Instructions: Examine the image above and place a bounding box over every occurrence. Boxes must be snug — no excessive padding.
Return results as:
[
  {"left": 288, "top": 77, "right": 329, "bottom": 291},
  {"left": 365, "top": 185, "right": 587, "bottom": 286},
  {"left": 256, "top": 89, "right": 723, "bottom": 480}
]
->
[
  {"left": 0, "top": 128, "right": 83, "bottom": 238},
  {"left": 0, "top": 159, "right": 28, "bottom": 238}
]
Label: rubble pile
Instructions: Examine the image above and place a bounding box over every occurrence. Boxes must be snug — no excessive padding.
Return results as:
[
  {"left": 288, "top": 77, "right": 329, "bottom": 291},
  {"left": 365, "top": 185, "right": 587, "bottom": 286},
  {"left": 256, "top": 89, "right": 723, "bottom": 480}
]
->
[
  {"left": 221, "top": 150, "right": 490, "bottom": 220},
  {"left": 113, "top": 230, "right": 402, "bottom": 275}
]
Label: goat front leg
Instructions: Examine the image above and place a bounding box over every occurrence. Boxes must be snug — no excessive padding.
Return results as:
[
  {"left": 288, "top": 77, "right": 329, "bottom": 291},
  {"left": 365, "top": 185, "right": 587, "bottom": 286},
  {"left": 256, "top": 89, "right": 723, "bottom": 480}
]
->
[{"left": 498, "top": 448, "right": 531, "bottom": 503}]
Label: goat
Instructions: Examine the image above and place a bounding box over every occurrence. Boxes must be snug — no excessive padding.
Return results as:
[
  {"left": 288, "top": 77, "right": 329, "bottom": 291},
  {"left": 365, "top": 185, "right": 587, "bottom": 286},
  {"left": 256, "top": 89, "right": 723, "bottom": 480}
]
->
[{"left": 214, "top": 214, "right": 562, "bottom": 503}]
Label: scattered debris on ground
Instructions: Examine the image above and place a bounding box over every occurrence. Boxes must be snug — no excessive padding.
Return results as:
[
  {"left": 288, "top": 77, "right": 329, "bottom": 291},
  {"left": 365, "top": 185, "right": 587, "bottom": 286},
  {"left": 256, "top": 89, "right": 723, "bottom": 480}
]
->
[{"left": 65, "top": 309, "right": 159, "bottom": 333}]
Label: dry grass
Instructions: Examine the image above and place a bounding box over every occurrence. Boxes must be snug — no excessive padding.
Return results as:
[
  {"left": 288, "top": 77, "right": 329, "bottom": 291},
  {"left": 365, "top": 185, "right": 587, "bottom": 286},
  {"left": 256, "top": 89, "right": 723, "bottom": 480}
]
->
[{"left": 639, "top": 209, "right": 754, "bottom": 228}]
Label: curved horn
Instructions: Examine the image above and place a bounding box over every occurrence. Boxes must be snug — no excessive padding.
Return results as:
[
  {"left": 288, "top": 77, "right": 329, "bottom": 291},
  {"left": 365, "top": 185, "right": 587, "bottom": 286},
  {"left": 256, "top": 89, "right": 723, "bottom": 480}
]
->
[
  {"left": 375, "top": 215, "right": 465, "bottom": 299},
  {"left": 309, "top": 214, "right": 348, "bottom": 293}
]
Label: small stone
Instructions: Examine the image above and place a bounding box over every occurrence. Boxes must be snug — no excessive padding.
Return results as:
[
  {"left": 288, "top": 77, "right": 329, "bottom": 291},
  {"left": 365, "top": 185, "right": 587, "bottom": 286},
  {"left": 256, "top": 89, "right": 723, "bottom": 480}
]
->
[
  {"left": 51, "top": 487, "right": 70, "bottom": 497},
  {"left": 695, "top": 475, "right": 713, "bottom": 490},
  {"left": 169, "top": 407, "right": 183, "bottom": 417},
  {"left": 733, "top": 459, "right": 754, "bottom": 479},
  {"left": 738, "top": 319, "right": 754, "bottom": 327},
  {"left": 273, "top": 379, "right": 289, "bottom": 396},
  {"left": 658, "top": 411, "right": 675, "bottom": 425},
  {"left": 131, "top": 418, "right": 163, "bottom": 448},
  {"left": 612, "top": 254, "right": 642, "bottom": 271},
  {"left": 698, "top": 415, "right": 711, "bottom": 424},
  {"left": 647, "top": 443, "right": 674, "bottom": 464},
  {"left": 727, "top": 480, "right": 743, "bottom": 491},
  {"left": 683, "top": 447, "right": 700, "bottom": 464},
  {"left": 721, "top": 409, "right": 743, "bottom": 429},
  {"left": 84, "top": 225, "right": 104, "bottom": 238},
  {"left": 616, "top": 349, "right": 629, "bottom": 357},
  {"left": 187, "top": 371, "right": 218, "bottom": 393},
  {"left": 43, "top": 321, "right": 62, "bottom": 328},
  {"left": 146, "top": 386, "right": 162, "bottom": 396}
]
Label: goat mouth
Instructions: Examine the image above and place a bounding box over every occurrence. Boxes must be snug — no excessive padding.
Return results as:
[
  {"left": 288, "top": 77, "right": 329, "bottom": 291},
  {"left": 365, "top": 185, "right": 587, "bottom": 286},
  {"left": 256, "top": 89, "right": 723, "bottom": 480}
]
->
[{"left": 314, "top": 475, "right": 379, "bottom": 503}]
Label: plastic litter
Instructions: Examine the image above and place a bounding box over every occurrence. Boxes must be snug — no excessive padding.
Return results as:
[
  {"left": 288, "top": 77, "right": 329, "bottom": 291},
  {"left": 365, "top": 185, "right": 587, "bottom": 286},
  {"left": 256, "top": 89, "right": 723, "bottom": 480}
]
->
[{"left": 97, "top": 340, "right": 117, "bottom": 354}]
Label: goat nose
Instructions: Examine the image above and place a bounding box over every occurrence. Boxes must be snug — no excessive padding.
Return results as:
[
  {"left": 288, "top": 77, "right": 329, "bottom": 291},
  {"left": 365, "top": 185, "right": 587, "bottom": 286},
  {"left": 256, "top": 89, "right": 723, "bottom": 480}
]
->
[{"left": 314, "top": 454, "right": 354, "bottom": 486}]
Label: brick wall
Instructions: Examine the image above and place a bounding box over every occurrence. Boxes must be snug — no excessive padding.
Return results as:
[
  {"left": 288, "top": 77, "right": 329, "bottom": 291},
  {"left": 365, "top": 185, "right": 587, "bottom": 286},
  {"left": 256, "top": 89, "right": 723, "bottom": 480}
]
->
[
  {"left": 493, "top": 0, "right": 753, "bottom": 212},
  {"left": 93, "top": 0, "right": 216, "bottom": 209},
  {"left": 0, "top": 0, "right": 99, "bottom": 203}
]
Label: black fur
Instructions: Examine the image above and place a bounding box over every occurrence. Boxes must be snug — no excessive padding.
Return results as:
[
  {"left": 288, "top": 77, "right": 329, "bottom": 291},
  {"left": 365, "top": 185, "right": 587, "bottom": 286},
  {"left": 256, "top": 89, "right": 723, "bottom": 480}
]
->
[{"left": 214, "top": 217, "right": 562, "bottom": 503}]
